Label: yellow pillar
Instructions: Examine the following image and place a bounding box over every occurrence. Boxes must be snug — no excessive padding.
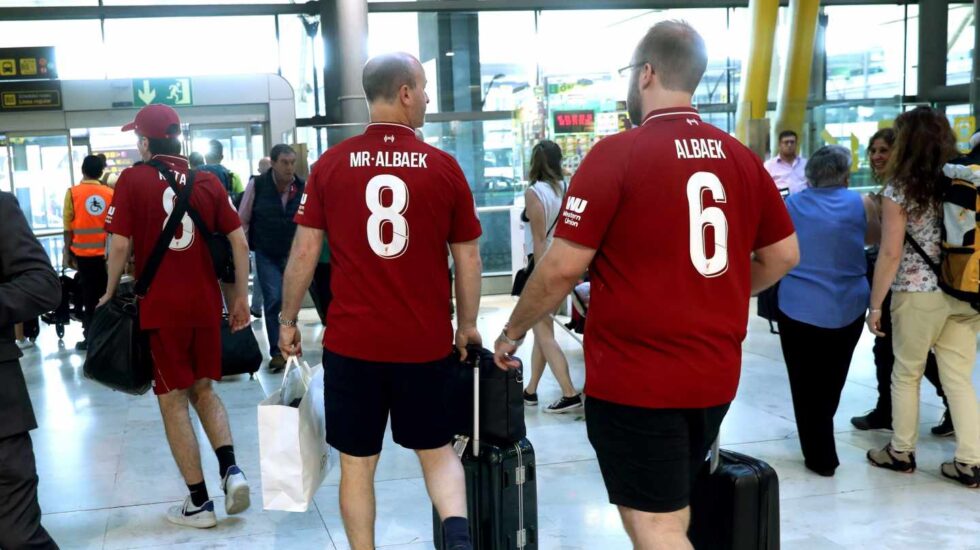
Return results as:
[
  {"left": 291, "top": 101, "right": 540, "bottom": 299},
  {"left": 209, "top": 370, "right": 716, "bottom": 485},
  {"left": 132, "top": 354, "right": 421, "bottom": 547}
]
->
[
  {"left": 772, "top": 0, "right": 821, "bottom": 151},
  {"left": 735, "top": 0, "right": 780, "bottom": 146}
]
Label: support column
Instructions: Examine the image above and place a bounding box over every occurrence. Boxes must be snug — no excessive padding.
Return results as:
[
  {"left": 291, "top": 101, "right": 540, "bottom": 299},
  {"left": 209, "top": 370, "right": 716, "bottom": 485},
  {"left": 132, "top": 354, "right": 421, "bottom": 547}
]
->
[
  {"left": 735, "top": 0, "right": 779, "bottom": 151},
  {"left": 772, "top": 0, "right": 821, "bottom": 152},
  {"left": 972, "top": 0, "right": 980, "bottom": 118},
  {"left": 321, "top": 0, "right": 369, "bottom": 126},
  {"left": 919, "top": 0, "right": 948, "bottom": 101}
]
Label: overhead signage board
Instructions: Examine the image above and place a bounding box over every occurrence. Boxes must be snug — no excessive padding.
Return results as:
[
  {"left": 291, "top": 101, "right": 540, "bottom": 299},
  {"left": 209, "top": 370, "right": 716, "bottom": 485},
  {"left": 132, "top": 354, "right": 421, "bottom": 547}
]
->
[
  {"left": 132, "top": 78, "right": 192, "bottom": 107},
  {"left": 0, "top": 80, "right": 62, "bottom": 112},
  {"left": 553, "top": 110, "right": 596, "bottom": 135},
  {"left": 0, "top": 47, "right": 57, "bottom": 81}
]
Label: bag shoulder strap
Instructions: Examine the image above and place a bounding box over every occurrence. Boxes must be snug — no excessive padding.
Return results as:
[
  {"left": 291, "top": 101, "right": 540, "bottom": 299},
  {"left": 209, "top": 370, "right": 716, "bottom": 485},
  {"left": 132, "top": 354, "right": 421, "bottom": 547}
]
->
[
  {"left": 147, "top": 160, "right": 215, "bottom": 244},
  {"left": 904, "top": 233, "right": 941, "bottom": 278},
  {"left": 135, "top": 160, "right": 195, "bottom": 297}
]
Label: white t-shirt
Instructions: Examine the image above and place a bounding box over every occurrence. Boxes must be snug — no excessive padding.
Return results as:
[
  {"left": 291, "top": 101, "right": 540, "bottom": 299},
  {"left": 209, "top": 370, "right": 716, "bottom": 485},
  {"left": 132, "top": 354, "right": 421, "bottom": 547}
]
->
[{"left": 523, "top": 180, "right": 565, "bottom": 255}]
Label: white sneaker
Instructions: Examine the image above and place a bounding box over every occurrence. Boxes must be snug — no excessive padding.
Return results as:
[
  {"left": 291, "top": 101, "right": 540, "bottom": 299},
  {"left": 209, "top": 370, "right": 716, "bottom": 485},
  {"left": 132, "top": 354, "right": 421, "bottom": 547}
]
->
[
  {"left": 166, "top": 497, "right": 217, "bottom": 529},
  {"left": 222, "top": 465, "right": 251, "bottom": 515}
]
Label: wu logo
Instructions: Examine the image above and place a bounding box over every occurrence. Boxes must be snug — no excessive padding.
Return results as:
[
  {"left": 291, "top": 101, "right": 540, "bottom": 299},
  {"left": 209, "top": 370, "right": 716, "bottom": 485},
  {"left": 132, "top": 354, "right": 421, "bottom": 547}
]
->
[
  {"left": 384, "top": 135, "right": 395, "bottom": 143},
  {"left": 565, "top": 196, "right": 589, "bottom": 214}
]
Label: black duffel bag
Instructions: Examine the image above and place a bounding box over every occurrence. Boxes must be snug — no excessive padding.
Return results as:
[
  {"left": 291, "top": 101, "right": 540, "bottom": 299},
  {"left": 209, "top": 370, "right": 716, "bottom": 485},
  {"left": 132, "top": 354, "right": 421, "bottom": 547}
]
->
[
  {"left": 84, "top": 289, "right": 153, "bottom": 395},
  {"left": 446, "top": 345, "right": 526, "bottom": 445},
  {"left": 83, "top": 168, "right": 197, "bottom": 395},
  {"left": 221, "top": 315, "right": 262, "bottom": 378}
]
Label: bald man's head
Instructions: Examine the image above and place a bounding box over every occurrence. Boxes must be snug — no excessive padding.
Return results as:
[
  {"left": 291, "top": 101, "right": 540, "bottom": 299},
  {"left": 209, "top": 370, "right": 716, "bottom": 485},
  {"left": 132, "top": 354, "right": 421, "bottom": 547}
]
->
[{"left": 362, "top": 52, "right": 422, "bottom": 104}]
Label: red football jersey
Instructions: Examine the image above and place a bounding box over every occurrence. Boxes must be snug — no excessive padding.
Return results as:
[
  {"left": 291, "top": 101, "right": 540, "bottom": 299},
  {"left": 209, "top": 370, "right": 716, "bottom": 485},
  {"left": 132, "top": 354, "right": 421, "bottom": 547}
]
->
[
  {"left": 105, "top": 155, "right": 241, "bottom": 329},
  {"left": 554, "top": 107, "right": 795, "bottom": 409},
  {"left": 295, "top": 123, "right": 482, "bottom": 363}
]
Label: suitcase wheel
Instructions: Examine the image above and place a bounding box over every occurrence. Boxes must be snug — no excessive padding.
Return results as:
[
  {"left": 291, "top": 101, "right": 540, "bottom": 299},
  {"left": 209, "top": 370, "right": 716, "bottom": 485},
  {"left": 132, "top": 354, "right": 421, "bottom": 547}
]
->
[{"left": 56, "top": 324, "right": 65, "bottom": 339}]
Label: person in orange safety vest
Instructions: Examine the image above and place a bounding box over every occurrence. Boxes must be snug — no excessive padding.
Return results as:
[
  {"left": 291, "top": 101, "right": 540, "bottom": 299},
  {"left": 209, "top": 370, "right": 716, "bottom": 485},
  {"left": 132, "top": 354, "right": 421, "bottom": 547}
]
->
[{"left": 63, "top": 154, "right": 113, "bottom": 351}]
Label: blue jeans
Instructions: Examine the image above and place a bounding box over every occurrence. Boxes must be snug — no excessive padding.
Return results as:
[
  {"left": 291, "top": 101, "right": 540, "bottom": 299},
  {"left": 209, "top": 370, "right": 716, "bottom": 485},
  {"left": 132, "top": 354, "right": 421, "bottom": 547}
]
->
[
  {"left": 250, "top": 253, "right": 264, "bottom": 311},
  {"left": 255, "top": 251, "right": 287, "bottom": 356}
]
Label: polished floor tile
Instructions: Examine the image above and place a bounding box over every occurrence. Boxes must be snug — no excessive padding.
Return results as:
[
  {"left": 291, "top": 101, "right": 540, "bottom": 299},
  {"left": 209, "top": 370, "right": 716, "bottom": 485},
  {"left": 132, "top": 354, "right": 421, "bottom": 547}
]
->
[{"left": 10, "top": 296, "right": 977, "bottom": 549}]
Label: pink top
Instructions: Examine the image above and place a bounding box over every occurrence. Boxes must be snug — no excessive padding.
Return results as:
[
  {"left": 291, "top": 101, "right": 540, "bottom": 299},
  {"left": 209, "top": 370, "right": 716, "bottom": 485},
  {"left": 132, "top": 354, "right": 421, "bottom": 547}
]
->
[{"left": 764, "top": 155, "right": 809, "bottom": 195}]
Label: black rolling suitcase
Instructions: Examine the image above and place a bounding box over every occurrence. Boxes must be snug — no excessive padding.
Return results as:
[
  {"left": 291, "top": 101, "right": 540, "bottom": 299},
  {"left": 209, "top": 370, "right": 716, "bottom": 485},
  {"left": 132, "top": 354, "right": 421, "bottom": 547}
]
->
[
  {"left": 689, "top": 440, "right": 780, "bottom": 550},
  {"left": 433, "top": 351, "right": 537, "bottom": 549}
]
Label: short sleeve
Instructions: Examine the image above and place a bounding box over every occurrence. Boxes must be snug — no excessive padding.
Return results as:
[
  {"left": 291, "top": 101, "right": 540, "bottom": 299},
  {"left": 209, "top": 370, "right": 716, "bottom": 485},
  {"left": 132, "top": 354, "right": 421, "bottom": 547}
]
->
[
  {"left": 105, "top": 171, "right": 134, "bottom": 237},
  {"left": 553, "top": 138, "right": 626, "bottom": 249},
  {"left": 295, "top": 161, "right": 328, "bottom": 230},
  {"left": 882, "top": 183, "right": 903, "bottom": 207},
  {"left": 63, "top": 188, "right": 74, "bottom": 226},
  {"left": 752, "top": 161, "right": 796, "bottom": 250},
  {"left": 446, "top": 156, "right": 482, "bottom": 243}
]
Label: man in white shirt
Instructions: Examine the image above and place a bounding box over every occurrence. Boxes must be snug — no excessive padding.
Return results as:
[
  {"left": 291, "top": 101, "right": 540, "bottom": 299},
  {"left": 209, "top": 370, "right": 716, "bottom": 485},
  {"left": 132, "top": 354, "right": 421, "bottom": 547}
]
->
[{"left": 764, "top": 130, "right": 808, "bottom": 195}]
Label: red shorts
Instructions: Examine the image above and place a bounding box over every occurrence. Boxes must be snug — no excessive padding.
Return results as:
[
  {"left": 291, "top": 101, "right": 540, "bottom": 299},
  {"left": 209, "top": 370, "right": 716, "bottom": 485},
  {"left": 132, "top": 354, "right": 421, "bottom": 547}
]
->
[{"left": 147, "top": 327, "right": 222, "bottom": 395}]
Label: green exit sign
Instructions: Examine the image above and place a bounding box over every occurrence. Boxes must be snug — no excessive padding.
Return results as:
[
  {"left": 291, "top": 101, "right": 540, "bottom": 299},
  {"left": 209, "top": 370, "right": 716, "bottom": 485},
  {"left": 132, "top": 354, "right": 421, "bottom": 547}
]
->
[{"left": 132, "top": 78, "right": 192, "bottom": 107}]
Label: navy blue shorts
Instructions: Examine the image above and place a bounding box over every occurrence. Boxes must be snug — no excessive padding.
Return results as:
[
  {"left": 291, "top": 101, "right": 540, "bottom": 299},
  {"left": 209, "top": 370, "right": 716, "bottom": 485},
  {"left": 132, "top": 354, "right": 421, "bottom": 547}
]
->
[{"left": 323, "top": 348, "right": 455, "bottom": 457}]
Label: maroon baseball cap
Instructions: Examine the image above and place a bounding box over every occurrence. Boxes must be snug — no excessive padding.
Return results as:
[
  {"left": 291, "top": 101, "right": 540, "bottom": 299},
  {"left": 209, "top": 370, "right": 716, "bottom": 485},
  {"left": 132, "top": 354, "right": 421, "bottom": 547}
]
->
[{"left": 121, "top": 104, "right": 181, "bottom": 139}]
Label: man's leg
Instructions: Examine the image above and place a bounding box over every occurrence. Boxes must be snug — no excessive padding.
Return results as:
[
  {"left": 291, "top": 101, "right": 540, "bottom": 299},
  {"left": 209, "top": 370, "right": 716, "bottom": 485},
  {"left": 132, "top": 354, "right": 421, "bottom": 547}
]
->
[
  {"left": 255, "top": 251, "right": 284, "bottom": 360},
  {"left": 339, "top": 453, "right": 380, "bottom": 550},
  {"left": 188, "top": 379, "right": 232, "bottom": 452},
  {"left": 250, "top": 253, "right": 264, "bottom": 314},
  {"left": 158, "top": 389, "right": 205, "bottom": 487},
  {"left": 620, "top": 506, "right": 692, "bottom": 550},
  {"left": 0, "top": 432, "right": 58, "bottom": 550},
  {"left": 417, "top": 445, "right": 467, "bottom": 520}
]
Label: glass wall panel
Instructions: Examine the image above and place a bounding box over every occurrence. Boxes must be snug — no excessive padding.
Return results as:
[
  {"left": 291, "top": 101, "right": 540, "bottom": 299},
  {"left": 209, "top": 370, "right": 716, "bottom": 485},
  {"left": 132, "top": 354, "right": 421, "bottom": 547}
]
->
[
  {"left": 947, "top": 4, "right": 974, "bottom": 86},
  {"left": 103, "top": 16, "right": 278, "bottom": 79},
  {"left": 477, "top": 209, "right": 512, "bottom": 275},
  {"left": 279, "top": 14, "right": 324, "bottom": 119},
  {"left": 824, "top": 5, "right": 911, "bottom": 99},
  {"left": 0, "top": 20, "right": 104, "bottom": 80},
  {"left": 478, "top": 12, "right": 536, "bottom": 112},
  {"left": 368, "top": 13, "right": 421, "bottom": 60},
  {"left": 9, "top": 134, "right": 73, "bottom": 232}
]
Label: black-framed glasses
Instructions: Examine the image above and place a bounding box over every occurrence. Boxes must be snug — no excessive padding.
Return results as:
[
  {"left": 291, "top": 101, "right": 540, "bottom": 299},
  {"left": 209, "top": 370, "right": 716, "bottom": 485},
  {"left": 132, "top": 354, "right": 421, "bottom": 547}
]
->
[{"left": 617, "top": 61, "right": 648, "bottom": 77}]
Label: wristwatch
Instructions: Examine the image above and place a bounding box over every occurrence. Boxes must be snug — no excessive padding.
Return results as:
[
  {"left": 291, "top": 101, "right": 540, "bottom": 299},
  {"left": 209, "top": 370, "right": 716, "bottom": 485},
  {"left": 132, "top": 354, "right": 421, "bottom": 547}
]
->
[
  {"left": 498, "top": 325, "right": 526, "bottom": 348},
  {"left": 278, "top": 313, "right": 298, "bottom": 327}
]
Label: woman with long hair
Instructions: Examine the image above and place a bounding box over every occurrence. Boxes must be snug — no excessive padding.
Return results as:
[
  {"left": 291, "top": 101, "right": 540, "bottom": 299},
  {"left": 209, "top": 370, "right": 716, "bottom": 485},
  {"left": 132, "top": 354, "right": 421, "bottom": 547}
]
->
[
  {"left": 851, "top": 128, "right": 951, "bottom": 435},
  {"left": 520, "top": 141, "right": 583, "bottom": 413},
  {"left": 866, "top": 107, "right": 980, "bottom": 487}
]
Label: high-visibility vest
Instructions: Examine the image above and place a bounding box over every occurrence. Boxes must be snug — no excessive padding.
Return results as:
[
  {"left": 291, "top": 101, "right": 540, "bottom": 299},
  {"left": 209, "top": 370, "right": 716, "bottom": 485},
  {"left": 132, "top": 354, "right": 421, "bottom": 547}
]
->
[{"left": 70, "top": 182, "right": 114, "bottom": 257}]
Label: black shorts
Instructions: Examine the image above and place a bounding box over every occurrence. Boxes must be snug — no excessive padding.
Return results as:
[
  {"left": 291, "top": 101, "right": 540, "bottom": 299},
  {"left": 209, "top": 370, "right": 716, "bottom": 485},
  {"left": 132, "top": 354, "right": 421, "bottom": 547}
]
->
[
  {"left": 324, "top": 348, "right": 455, "bottom": 457},
  {"left": 586, "top": 396, "right": 730, "bottom": 513}
]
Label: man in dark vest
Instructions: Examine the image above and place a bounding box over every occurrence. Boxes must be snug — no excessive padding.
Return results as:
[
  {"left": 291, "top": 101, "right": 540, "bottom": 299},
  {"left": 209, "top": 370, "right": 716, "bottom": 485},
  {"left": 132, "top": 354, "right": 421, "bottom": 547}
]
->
[{"left": 238, "top": 144, "right": 304, "bottom": 372}]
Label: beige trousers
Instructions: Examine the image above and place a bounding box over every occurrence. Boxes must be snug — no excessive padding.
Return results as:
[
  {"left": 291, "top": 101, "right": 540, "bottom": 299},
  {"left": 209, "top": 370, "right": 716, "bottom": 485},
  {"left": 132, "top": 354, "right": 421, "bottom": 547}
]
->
[{"left": 891, "top": 291, "right": 980, "bottom": 464}]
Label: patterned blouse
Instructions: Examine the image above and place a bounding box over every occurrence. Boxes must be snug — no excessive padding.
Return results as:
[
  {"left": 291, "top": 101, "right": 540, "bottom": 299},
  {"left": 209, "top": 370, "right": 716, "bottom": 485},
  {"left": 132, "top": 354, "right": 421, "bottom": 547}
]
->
[{"left": 883, "top": 184, "right": 941, "bottom": 293}]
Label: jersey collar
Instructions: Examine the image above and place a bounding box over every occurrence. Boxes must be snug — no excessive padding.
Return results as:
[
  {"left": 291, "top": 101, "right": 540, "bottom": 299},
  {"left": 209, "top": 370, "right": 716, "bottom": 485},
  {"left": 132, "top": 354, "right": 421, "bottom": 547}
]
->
[
  {"left": 365, "top": 122, "right": 417, "bottom": 137},
  {"left": 151, "top": 154, "right": 189, "bottom": 170},
  {"left": 642, "top": 107, "right": 701, "bottom": 126}
]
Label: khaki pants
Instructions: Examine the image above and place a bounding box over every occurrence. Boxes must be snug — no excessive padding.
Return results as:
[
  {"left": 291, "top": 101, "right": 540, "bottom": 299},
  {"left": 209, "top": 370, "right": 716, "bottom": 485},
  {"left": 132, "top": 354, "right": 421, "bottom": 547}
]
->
[{"left": 891, "top": 291, "right": 980, "bottom": 464}]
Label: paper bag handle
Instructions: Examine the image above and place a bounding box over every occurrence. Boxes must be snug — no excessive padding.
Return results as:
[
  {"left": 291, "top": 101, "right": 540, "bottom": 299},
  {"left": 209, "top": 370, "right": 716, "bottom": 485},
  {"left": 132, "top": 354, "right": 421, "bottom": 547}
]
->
[{"left": 281, "top": 356, "right": 312, "bottom": 391}]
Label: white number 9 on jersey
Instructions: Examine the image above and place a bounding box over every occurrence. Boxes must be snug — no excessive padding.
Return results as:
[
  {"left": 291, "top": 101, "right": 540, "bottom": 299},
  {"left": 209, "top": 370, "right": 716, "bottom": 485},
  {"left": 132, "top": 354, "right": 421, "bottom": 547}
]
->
[
  {"left": 366, "top": 174, "right": 410, "bottom": 259},
  {"left": 687, "top": 172, "right": 729, "bottom": 278}
]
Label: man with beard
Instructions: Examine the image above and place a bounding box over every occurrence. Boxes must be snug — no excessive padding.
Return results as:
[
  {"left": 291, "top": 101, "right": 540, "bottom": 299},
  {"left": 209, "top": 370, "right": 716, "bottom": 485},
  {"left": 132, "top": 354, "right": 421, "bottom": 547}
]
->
[{"left": 494, "top": 21, "right": 799, "bottom": 548}]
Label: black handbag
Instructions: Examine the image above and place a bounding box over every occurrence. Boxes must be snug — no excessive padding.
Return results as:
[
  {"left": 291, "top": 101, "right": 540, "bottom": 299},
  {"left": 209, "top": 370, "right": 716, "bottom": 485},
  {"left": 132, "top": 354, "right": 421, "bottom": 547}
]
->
[
  {"left": 146, "top": 160, "right": 236, "bottom": 284},
  {"left": 511, "top": 214, "right": 560, "bottom": 296},
  {"left": 756, "top": 283, "right": 780, "bottom": 335},
  {"left": 220, "top": 315, "right": 262, "bottom": 378},
  {"left": 83, "top": 173, "right": 195, "bottom": 395},
  {"left": 447, "top": 346, "right": 527, "bottom": 445}
]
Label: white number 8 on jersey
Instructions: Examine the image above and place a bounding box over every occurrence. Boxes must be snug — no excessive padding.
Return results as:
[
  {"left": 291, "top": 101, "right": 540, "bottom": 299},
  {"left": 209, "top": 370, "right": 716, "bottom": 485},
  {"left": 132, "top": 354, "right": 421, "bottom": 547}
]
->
[
  {"left": 687, "top": 172, "right": 729, "bottom": 278},
  {"left": 366, "top": 174, "right": 410, "bottom": 258}
]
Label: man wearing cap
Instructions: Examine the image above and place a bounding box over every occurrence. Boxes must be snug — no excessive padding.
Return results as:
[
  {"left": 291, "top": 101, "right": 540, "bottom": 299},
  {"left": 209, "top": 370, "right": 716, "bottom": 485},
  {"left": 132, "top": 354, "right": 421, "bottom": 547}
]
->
[{"left": 100, "top": 104, "right": 254, "bottom": 528}]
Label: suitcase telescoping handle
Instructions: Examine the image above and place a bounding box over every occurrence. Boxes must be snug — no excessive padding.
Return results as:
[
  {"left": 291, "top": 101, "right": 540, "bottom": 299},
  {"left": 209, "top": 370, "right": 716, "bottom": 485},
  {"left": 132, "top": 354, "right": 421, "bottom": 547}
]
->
[
  {"left": 471, "top": 350, "right": 480, "bottom": 457},
  {"left": 709, "top": 437, "right": 720, "bottom": 474}
]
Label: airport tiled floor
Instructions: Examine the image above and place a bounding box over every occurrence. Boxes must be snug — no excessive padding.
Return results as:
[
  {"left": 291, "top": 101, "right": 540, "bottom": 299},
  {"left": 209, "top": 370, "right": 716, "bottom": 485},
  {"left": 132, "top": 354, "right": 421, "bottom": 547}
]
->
[{"left": 21, "top": 295, "right": 980, "bottom": 549}]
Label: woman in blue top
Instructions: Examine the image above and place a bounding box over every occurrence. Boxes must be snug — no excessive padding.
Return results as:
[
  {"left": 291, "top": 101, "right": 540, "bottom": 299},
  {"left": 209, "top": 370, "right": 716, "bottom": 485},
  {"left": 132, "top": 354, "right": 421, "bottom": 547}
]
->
[{"left": 777, "top": 145, "right": 880, "bottom": 477}]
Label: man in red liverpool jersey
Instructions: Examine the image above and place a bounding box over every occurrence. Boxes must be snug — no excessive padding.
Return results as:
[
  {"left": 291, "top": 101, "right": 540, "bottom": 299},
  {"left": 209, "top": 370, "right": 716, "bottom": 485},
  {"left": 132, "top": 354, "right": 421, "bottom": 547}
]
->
[
  {"left": 495, "top": 22, "right": 799, "bottom": 548},
  {"left": 101, "top": 105, "right": 253, "bottom": 529},
  {"left": 280, "top": 53, "right": 482, "bottom": 550}
]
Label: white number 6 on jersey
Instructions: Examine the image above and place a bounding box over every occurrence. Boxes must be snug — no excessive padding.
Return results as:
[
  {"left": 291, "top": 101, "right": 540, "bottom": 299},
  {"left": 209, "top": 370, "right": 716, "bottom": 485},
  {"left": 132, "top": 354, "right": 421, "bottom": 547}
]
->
[
  {"left": 687, "top": 172, "right": 729, "bottom": 278},
  {"left": 366, "top": 174, "right": 410, "bottom": 259}
]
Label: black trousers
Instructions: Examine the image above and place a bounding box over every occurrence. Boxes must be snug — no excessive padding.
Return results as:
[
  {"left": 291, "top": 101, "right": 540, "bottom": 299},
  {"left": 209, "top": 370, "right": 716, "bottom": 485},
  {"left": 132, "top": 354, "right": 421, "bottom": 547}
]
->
[
  {"left": 872, "top": 290, "right": 946, "bottom": 417},
  {"left": 75, "top": 255, "right": 107, "bottom": 337},
  {"left": 0, "top": 433, "right": 58, "bottom": 549},
  {"left": 778, "top": 311, "right": 864, "bottom": 471}
]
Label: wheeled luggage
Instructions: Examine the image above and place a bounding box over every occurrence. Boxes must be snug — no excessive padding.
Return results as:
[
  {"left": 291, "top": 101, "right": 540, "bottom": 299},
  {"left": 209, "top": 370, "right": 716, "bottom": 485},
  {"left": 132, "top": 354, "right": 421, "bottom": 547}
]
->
[
  {"left": 433, "top": 349, "right": 537, "bottom": 549},
  {"left": 689, "top": 440, "right": 780, "bottom": 550}
]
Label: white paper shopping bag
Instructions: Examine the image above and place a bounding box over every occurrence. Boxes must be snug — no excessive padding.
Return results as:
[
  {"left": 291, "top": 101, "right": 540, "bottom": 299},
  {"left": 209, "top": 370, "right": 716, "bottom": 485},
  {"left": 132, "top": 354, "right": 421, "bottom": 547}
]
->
[{"left": 258, "top": 358, "right": 332, "bottom": 512}]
